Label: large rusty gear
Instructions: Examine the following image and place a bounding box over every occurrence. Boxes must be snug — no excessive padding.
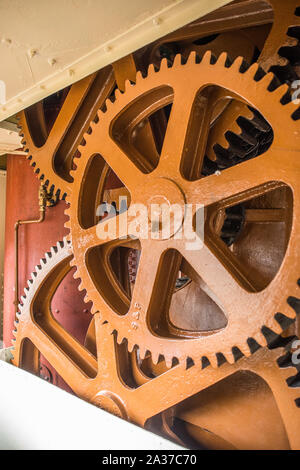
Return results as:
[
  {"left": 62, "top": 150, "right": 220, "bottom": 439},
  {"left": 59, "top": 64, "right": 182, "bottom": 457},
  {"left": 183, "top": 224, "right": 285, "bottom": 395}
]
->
[
  {"left": 65, "top": 53, "right": 300, "bottom": 367},
  {"left": 11, "top": 239, "right": 300, "bottom": 449}
]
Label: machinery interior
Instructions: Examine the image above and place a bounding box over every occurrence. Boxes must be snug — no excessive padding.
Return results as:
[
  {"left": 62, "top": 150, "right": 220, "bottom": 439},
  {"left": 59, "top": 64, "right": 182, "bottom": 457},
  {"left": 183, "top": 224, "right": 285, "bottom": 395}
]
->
[{"left": 0, "top": 0, "right": 300, "bottom": 450}]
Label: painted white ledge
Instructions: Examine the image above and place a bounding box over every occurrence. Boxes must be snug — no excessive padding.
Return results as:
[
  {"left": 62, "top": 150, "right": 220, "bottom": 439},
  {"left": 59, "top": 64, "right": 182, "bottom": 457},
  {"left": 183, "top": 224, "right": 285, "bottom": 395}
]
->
[
  {"left": 0, "top": 0, "right": 230, "bottom": 122},
  {"left": 0, "top": 360, "right": 182, "bottom": 450}
]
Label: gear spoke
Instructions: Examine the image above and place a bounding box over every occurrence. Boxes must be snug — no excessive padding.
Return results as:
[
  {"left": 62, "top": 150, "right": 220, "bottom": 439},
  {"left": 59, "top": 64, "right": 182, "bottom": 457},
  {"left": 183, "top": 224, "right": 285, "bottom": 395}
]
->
[
  {"left": 94, "top": 133, "right": 146, "bottom": 193},
  {"left": 71, "top": 211, "right": 136, "bottom": 254},
  {"left": 186, "top": 148, "right": 287, "bottom": 208},
  {"left": 156, "top": 82, "right": 197, "bottom": 180},
  {"left": 179, "top": 239, "right": 250, "bottom": 320},
  {"left": 24, "top": 321, "right": 92, "bottom": 393},
  {"left": 128, "top": 241, "right": 166, "bottom": 330}
]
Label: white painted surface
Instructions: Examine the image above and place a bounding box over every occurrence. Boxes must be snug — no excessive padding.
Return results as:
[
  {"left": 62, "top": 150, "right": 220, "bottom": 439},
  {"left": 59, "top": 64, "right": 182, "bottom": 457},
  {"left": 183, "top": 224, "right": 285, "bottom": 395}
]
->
[
  {"left": 0, "top": 0, "right": 230, "bottom": 121},
  {"left": 0, "top": 126, "right": 23, "bottom": 155},
  {"left": 0, "top": 360, "right": 182, "bottom": 450}
]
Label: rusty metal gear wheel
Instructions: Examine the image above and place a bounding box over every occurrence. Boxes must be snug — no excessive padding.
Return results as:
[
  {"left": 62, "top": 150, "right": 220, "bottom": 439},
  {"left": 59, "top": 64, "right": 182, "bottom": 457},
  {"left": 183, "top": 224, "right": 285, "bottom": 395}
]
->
[
  {"left": 11, "top": 239, "right": 300, "bottom": 449},
  {"left": 65, "top": 53, "right": 300, "bottom": 367}
]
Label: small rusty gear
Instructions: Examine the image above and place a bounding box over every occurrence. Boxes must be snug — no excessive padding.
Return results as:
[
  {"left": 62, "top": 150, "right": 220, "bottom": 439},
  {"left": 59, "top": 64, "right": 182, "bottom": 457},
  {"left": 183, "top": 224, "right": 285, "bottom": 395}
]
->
[
  {"left": 207, "top": 0, "right": 300, "bottom": 166},
  {"left": 11, "top": 239, "right": 300, "bottom": 449},
  {"left": 18, "top": 67, "right": 115, "bottom": 199},
  {"left": 65, "top": 53, "right": 300, "bottom": 367}
]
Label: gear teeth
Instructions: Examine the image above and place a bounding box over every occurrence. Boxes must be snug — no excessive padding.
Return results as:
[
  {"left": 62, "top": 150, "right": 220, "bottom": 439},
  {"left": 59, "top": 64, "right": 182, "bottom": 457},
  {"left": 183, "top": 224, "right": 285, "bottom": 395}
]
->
[
  {"left": 72, "top": 269, "right": 80, "bottom": 280},
  {"left": 267, "top": 320, "right": 283, "bottom": 336},
  {"left": 151, "top": 351, "right": 160, "bottom": 365},
  {"left": 77, "top": 143, "right": 86, "bottom": 154},
  {"left": 232, "top": 56, "right": 245, "bottom": 72},
  {"left": 173, "top": 54, "right": 181, "bottom": 67},
  {"left": 90, "top": 305, "right": 98, "bottom": 315},
  {"left": 187, "top": 51, "right": 196, "bottom": 64},
  {"left": 282, "top": 303, "right": 296, "bottom": 320},
  {"left": 77, "top": 281, "right": 84, "bottom": 292},
  {"left": 114, "top": 88, "right": 122, "bottom": 100},
  {"left": 114, "top": 330, "right": 122, "bottom": 346},
  {"left": 135, "top": 70, "right": 143, "bottom": 83},
  {"left": 105, "top": 98, "right": 113, "bottom": 111},
  {"left": 89, "top": 120, "right": 96, "bottom": 131},
  {"left": 216, "top": 52, "right": 228, "bottom": 67},
  {"left": 64, "top": 220, "right": 71, "bottom": 231},
  {"left": 124, "top": 79, "right": 132, "bottom": 91},
  {"left": 136, "top": 345, "right": 144, "bottom": 360},
  {"left": 159, "top": 57, "right": 168, "bottom": 70},
  {"left": 127, "top": 339, "right": 135, "bottom": 353},
  {"left": 84, "top": 293, "right": 89, "bottom": 303},
  {"left": 207, "top": 353, "right": 218, "bottom": 368},
  {"left": 271, "top": 83, "right": 290, "bottom": 100},
  {"left": 253, "top": 331, "right": 268, "bottom": 348},
  {"left": 246, "top": 62, "right": 260, "bottom": 78},
  {"left": 186, "top": 357, "right": 194, "bottom": 369},
  {"left": 201, "top": 50, "right": 212, "bottom": 65},
  {"left": 284, "top": 100, "right": 300, "bottom": 116},
  {"left": 164, "top": 356, "right": 173, "bottom": 369},
  {"left": 259, "top": 71, "right": 276, "bottom": 88},
  {"left": 97, "top": 109, "right": 104, "bottom": 120},
  {"left": 224, "top": 350, "right": 235, "bottom": 365},
  {"left": 279, "top": 364, "right": 298, "bottom": 381},
  {"left": 148, "top": 63, "right": 155, "bottom": 75},
  {"left": 277, "top": 351, "right": 294, "bottom": 369},
  {"left": 138, "top": 346, "right": 147, "bottom": 361}
]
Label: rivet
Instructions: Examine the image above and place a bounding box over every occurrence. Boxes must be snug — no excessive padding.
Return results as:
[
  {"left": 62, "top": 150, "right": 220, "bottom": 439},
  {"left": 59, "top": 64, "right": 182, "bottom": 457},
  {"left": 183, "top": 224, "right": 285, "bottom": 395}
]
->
[
  {"left": 153, "top": 17, "right": 162, "bottom": 26},
  {"left": 215, "top": 170, "right": 221, "bottom": 176},
  {"left": 48, "top": 58, "right": 56, "bottom": 66},
  {"left": 28, "top": 48, "right": 37, "bottom": 58},
  {"left": 3, "top": 38, "right": 12, "bottom": 45},
  {"left": 68, "top": 69, "right": 75, "bottom": 76}
]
